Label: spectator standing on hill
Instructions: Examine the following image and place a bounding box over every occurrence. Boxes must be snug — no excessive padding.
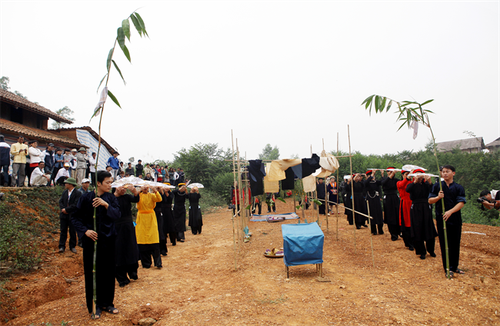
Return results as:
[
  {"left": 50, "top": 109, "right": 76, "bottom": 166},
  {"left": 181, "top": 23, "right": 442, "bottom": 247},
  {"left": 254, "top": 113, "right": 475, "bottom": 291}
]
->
[
  {"left": 125, "top": 162, "right": 134, "bottom": 177},
  {"left": 76, "top": 147, "right": 88, "bottom": 186},
  {"left": 30, "top": 162, "right": 51, "bottom": 186},
  {"left": 69, "top": 149, "right": 78, "bottom": 178},
  {"left": 52, "top": 148, "right": 64, "bottom": 186},
  {"left": 44, "top": 143, "right": 56, "bottom": 183},
  {"left": 135, "top": 160, "right": 144, "bottom": 178},
  {"left": 428, "top": 165, "right": 466, "bottom": 277},
  {"left": 0, "top": 135, "right": 10, "bottom": 186},
  {"left": 27, "top": 140, "right": 43, "bottom": 185},
  {"left": 143, "top": 163, "right": 153, "bottom": 180},
  {"left": 107, "top": 152, "right": 120, "bottom": 180},
  {"left": 79, "top": 178, "right": 92, "bottom": 194},
  {"left": 58, "top": 177, "right": 82, "bottom": 253},
  {"left": 88, "top": 152, "right": 97, "bottom": 184},
  {"left": 10, "top": 135, "right": 28, "bottom": 187}
]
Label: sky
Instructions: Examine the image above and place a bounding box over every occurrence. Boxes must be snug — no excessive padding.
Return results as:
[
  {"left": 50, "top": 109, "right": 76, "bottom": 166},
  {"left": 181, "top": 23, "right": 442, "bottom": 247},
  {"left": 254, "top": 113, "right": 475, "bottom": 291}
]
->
[{"left": 1, "top": 0, "right": 498, "bottom": 164}]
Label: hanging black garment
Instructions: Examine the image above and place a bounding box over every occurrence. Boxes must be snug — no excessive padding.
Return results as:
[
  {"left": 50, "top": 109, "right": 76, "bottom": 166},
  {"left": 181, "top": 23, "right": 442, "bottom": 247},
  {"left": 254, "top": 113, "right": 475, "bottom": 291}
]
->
[
  {"left": 301, "top": 154, "right": 320, "bottom": 178},
  {"left": 248, "top": 160, "right": 265, "bottom": 196},
  {"left": 281, "top": 167, "right": 295, "bottom": 190}
]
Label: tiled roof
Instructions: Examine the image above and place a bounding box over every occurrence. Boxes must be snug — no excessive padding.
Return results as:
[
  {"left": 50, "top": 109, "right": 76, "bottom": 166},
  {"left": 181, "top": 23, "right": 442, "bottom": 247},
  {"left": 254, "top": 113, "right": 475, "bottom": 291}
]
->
[
  {"left": 436, "top": 137, "right": 486, "bottom": 152},
  {"left": 0, "top": 118, "right": 82, "bottom": 147},
  {"left": 54, "top": 126, "right": 116, "bottom": 155},
  {"left": 486, "top": 137, "right": 500, "bottom": 148},
  {"left": 0, "top": 88, "right": 74, "bottom": 124}
]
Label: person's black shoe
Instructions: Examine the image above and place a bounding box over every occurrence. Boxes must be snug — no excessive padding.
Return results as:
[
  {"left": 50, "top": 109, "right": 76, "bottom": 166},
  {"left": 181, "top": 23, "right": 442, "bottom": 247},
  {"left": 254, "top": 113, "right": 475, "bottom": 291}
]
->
[
  {"left": 408, "top": 245, "right": 414, "bottom": 251},
  {"left": 420, "top": 254, "right": 426, "bottom": 260},
  {"left": 429, "top": 252, "right": 437, "bottom": 257},
  {"left": 379, "top": 231, "right": 384, "bottom": 235},
  {"left": 391, "top": 236, "right": 398, "bottom": 241},
  {"left": 372, "top": 232, "right": 377, "bottom": 236},
  {"left": 161, "top": 251, "right": 167, "bottom": 256},
  {"left": 362, "top": 225, "right": 368, "bottom": 228},
  {"left": 179, "top": 239, "right": 185, "bottom": 242},
  {"left": 58, "top": 247, "right": 65, "bottom": 253},
  {"left": 129, "top": 273, "right": 138, "bottom": 280},
  {"left": 70, "top": 248, "right": 77, "bottom": 254}
]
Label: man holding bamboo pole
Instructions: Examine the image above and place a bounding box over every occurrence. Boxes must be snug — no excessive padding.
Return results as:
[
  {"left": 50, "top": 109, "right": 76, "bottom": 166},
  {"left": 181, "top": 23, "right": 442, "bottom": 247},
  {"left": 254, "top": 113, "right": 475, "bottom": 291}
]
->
[{"left": 429, "top": 165, "right": 466, "bottom": 277}]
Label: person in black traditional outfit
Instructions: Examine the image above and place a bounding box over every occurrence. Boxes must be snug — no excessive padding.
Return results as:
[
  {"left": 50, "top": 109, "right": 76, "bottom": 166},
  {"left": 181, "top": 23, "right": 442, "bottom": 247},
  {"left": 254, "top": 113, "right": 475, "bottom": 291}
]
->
[
  {"left": 326, "top": 176, "right": 338, "bottom": 215},
  {"left": 72, "top": 170, "right": 121, "bottom": 319},
  {"left": 398, "top": 169, "right": 413, "bottom": 250},
  {"left": 153, "top": 192, "right": 166, "bottom": 256},
  {"left": 172, "top": 183, "right": 188, "bottom": 242},
  {"left": 381, "top": 168, "right": 401, "bottom": 241},
  {"left": 364, "top": 170, "right": 384, "bottom": 235},
  {"left": 113, "top": 185, "right": 140, "bottom": 287},
  {"left": 188, "top": 186, "right": 203, "bottom": 234},
  {"left": 406, "top": 169, "right": 437, "bottom": 260},
  {"left": 342, "top": 176, "right": 353, "bottom": 225},
  {"left": 352, "top": 173, "right": 367, "bottom": 229},
  {"left": 160, "top": 186, "right": 176, "bottom": 246},
  {"left": 428, "top": 165, "right": 466, "bottom": 277},
  {"left": 316, "top": 178, "right": 326, "bottom": 215}
]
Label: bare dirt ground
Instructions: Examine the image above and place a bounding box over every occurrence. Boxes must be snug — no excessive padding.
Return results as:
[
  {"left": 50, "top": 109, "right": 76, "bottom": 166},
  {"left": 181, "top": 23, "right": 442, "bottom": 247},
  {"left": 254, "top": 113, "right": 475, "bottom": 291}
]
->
[{"left": 2, "top": 199, "right": 499, "bottom": 326}]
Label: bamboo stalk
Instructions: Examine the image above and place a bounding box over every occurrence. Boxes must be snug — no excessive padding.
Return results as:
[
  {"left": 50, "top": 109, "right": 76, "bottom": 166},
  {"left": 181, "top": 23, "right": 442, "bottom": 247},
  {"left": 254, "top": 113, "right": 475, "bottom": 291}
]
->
[
  {"left": 336, "top": 132, "right": 340, "bottom": 241},
  {"left": 348, "top": 125, "right": 356, "bottom": 252},
  {"left": 366, "top": 200, "right": 375, "bottom": 267},
  {"left": 230, "top": 130, "right": 237, "bottom": 271}
]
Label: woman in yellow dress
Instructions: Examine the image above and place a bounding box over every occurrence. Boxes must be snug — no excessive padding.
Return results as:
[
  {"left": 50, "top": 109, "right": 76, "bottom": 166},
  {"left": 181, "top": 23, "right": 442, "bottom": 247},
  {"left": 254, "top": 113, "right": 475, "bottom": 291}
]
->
[{"left": 135, "top": 185, "right": 163, "bottom": 268}]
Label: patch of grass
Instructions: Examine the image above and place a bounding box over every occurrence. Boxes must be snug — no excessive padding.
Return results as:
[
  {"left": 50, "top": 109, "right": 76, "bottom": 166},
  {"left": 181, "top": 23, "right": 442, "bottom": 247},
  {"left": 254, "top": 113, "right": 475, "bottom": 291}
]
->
[{"left": 256, "top": 293, "right": 288, "bottom": 305}]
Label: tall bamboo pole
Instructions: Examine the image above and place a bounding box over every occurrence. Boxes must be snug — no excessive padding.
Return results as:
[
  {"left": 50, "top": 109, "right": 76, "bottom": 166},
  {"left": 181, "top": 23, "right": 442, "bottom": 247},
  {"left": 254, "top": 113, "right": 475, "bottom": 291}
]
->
[
  {"left": 230, "top": 130, "right": 237, "bottom": 270},
  {"left": 348, "top": 125, "right": 356, "bottom": 252},
  {"left": 236, "top": 140, "right": 243, "bottom": 250},
  {"left": 323, "top": 138, "right": 328, "bottom": 231},
  {"left": 366, "top": 200, "right": 375, "bottom": 267},
  {"left": 336, "top": 132, "right": 340, "bottom": 241}
]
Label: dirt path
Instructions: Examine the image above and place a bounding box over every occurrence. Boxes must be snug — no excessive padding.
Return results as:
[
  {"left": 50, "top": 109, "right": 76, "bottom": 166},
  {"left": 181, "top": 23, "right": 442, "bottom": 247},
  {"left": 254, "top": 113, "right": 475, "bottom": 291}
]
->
[{"left": 3, "top": 199, "right": 500, "bottom": 325}]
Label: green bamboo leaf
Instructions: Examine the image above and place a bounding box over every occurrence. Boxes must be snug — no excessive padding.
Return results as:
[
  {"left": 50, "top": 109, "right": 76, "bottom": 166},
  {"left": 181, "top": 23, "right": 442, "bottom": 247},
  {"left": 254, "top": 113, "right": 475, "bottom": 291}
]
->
[
  {"left": 386, "top": 100, "right": 392, "bottom": 112},
  {"left": 397, "top": 120, "right": 407, "bottom": 131},
  {"left": 245, "top": 204, "right": 251, "bottom": 210},
  {"left": 312, "top": 199, "right": 322, "bottom": 206},
  {"left": 296, "top": 205, "right": 302, "bottom": 210},
  {"left": 96, "top": 74, "right": 107, "bottom": 93},
  {"left": 121, "top": 44, "right": 131, "bottom": 62},
  {"left": 112, "top": 60, "right": 126, "bottom": 85},
  {"left": 380, "top": 96, "right": 387, "bottom": 111},
  {"left": 362, "top": 95, "right": 375, "bottom": 108},
  {"left": 107, "top": 90, "right": 122, "bottom": 108},
  {"left": 421, "top": 99, "right": 434, "bottom": 106},
  {"left": 134, "top": 12, "right": 148, "bottom": 37},
  {"left": 122, "top": 19, "right": 131, "bottom": 41},
  {"left": 106, "top": 48, "right": 113, "bottom": 72},
  {"left": 91, "top": 106, "right": 102, "bottom": 120},
  {"left": 117, "top": 27, "right": 126, "bottom": 50},
  {"left": 277, "top": 197, "right": 286, "bottom": 203},
  {"left": 130, "top": 14, "right": 142, "bottom": 36},
  {"left": 424, "top": 109, "right": 434, "bottom": 114},
  {"left": 374, "top": 95, "right": 381, "bottom": 112}
]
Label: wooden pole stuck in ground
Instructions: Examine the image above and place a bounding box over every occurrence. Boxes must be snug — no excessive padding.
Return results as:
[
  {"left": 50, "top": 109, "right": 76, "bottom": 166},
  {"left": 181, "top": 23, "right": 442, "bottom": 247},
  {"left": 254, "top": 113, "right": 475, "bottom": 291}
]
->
[
  {"left": 230, "top": 130, "right": 237, "bottom": 270},
  {"left": 348, "top": 125, "right": 356, "bottom": 253}
]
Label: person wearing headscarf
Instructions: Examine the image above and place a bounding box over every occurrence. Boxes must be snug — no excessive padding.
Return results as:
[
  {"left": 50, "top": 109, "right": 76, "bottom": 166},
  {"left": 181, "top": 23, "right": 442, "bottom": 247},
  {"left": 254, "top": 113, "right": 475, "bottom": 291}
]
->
[
  {"left": 381, "top": 168, "right": 401, "bottom": 241},
  {"left": 160, "top": 185, "right": 176, "bottom": 247},
  {"left": 114, "top": 185, "right": 140, "bottom": 287},
  {"left": 353, "top": 173, "right": 367, "bottom": 229},
  {"left": 364, "top": 170, "right": 384, "bottom": 235},
  {"left": 135, "top": 185, "right": 163, "bottom": 268},
  {"left": 172, "top": 183, "right": 188, "bottom": 242},
  {"left": 406, "top": 169, "right": 437, "bottom": 260},
  {"left": 397, "top": 169, "right": 413, "bottom": 250},
  {"left": 188, "top": 186, "right": 203, "bottom": 235}
]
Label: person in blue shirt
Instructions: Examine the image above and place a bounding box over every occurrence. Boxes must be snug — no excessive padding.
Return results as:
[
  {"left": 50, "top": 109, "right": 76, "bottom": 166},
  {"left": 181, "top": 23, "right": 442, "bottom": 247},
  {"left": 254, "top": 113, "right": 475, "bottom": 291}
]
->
[
  {"left": 428, "top": 165, "right": 466, "bottom": 277},
  {"left": 106, "top": 152, "right": 120, "bottom": 180}
]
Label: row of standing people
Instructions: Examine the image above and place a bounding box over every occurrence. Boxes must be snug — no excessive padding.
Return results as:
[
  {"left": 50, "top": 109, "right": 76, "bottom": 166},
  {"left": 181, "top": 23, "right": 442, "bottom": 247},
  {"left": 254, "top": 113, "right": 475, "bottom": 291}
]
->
[
  {"left": 60, "top": 171, "right": 202, "bottom": 319},
  {"left": 340, "top": 166, "right": 466, "bottom": 277}
]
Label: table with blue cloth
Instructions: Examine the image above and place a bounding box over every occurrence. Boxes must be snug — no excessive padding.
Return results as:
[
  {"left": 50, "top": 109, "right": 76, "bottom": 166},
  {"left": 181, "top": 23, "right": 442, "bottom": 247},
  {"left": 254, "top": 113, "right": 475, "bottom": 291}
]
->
[{"left": 281, "top": 222, "right": 324, "bottom": 278}]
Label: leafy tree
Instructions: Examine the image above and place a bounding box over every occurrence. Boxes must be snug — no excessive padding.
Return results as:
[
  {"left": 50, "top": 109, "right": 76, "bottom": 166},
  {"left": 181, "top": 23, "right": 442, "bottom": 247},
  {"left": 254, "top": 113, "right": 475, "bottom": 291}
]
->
[
  {"left": 0, "top": 76, "right": 10, "bottom": 90},
  {"left": 259, "top": 144, "right": 280, "bottom": 160},
  {"left": 50, "top": 106, "right": 75, "bottom": 129},
  {"left": 173, "top": 143, "right": 232, "bottom": 188}
]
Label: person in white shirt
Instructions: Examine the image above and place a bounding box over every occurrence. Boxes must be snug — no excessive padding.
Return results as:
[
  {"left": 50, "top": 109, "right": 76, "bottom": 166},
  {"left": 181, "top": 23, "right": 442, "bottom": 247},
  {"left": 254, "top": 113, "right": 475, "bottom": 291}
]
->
[
  {"left": 30, "top": 162, "right": 51, "bottom": 186},
  {"left": 28, "top": 140, "right": 43, "bottom": 186},
  {"left": 55, "top": 163, "right": 71, "bottom": 185},
  {"left": 88, "top": 152, "right": 97, "bottom": 184}
]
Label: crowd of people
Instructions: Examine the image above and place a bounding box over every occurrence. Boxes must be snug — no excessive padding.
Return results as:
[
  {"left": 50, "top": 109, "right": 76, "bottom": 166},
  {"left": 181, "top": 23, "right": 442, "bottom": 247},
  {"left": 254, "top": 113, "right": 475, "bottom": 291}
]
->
[{"left": 336, "top": 165, "right": 467, "bottom": 277}]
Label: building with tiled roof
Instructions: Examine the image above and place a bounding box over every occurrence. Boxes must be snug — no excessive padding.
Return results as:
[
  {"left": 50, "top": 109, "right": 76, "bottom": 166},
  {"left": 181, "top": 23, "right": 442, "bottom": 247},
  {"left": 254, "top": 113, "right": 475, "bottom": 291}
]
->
[
  {"left": 436, "top": 137, "right": 486, "bottom": 153},
  {"left": 486, "top": 137, "right": 500, "bottom": 152}
]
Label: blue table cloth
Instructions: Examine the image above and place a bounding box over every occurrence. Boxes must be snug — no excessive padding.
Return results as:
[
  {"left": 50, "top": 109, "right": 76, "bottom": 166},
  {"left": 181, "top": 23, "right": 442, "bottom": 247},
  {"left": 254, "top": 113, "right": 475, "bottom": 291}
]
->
[{"left": 281, "top": 222, "right": 324, "bottom": 267}]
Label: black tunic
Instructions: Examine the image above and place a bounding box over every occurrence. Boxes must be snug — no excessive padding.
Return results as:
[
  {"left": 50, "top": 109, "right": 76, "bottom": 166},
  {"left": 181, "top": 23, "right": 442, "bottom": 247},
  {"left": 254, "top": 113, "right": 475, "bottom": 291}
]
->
[
  {"left": 188, "top": 193, "right": 203, "bottom": 229},
  {"left": 172, "top": 189, "right": 187, "bottom": 232},
  {"left": 161, "top": 192, "right": 175, "bottom": 233},
  {"left": 406, "top": 181, "right": 437, "bottom": 241},
  {"left": 364, "top": 176, "right": 383, "bottom": 225},
  {"left": 381, "top": 176, "right": 400, "bottom": 225},
  {"left": 115, "top": 194, "right": 140, "bottom": 266},
  {"left": 342, "top": 180, "right": 352, "bottom": 218},
  {"left": 353, "top": 181, "right": 367, "bottom": 225}
]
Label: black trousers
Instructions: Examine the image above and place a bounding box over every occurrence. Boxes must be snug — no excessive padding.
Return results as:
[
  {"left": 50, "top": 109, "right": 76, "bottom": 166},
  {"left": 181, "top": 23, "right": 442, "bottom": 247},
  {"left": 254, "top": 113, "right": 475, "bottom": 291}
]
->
[
  {"left": 138, "top": 243, "right": 161, "bottom": 268},
  {"left": 414, "top": 238, "right": 435, "bottom": 256},
  {"left": 253, "top": 202, "right": 262, "bottom": 215},
  {"left": 167, "top": 232, "right": 177, "bottom": 246},
  {"left": 371, "top": 223, "right": 384, "bottom": 235},
  {"left": 83, "top": 235, "right": 116, "bottom": 313},
  {"left": 191, "top": 226, "right": 202, "bottom": 235},
  {"left": 59, "top": 216, "right": 77, "bottom": 249},
  {"left": 177, "top": 231, "right": 185, "bottom": 241},
  {"left": 115, "top": 263, "right": 138, "bottom": 286},
  {"left": 401, "top": 229, "right": 413, "bottom": 248},
  {"left": 437, "top": 220, "right": 462, "bottom": 272},
  {"left": 159, "top": 239, "right": 168, "bottom": 255},
  {"left": 388, "top": 224, "right": 401, "bottom": 240}
]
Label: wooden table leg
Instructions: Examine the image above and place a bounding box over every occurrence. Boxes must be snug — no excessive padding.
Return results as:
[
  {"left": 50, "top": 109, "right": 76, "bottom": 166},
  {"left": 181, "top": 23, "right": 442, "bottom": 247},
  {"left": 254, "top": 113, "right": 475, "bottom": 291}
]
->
[{"left": 286, "top": 266, "right": 289, "bottom": 278}]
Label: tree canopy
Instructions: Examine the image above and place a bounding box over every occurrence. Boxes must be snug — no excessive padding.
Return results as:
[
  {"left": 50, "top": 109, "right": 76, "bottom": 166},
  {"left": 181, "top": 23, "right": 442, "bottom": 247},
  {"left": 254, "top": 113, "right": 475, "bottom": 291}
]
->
[{"left": 259, "top": 144, "right": 280, "bottom": 160}]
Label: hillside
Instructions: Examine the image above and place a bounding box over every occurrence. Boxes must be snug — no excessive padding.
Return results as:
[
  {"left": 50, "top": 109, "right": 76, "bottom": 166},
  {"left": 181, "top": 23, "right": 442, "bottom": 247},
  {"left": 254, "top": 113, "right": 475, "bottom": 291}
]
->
[{"left": 1, "top": 197, "right": 499, "bottom": 325}]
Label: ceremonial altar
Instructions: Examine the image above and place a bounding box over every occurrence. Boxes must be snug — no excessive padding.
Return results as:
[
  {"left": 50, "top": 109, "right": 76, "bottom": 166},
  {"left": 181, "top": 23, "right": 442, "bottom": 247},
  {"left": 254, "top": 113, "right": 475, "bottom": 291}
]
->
[{"left": 281, "top": 222, "right": 324, "bottom": 278}]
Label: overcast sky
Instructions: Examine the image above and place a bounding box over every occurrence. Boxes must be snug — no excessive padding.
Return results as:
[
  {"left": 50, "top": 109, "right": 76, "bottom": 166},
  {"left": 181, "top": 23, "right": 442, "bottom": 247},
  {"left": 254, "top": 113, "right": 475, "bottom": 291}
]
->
[{"left": 1, "top": 0, "right": 498, "bottom": 164}]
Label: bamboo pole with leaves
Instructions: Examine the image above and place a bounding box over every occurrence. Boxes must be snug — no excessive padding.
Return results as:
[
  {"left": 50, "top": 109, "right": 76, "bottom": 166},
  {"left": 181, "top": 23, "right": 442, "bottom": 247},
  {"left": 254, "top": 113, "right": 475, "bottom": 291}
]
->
[
  {"left": 361, "top": 94, "right": 451, "bottom": 278},
  {"left": 90, "top": 11, "right": 148, "bottom": 318}
]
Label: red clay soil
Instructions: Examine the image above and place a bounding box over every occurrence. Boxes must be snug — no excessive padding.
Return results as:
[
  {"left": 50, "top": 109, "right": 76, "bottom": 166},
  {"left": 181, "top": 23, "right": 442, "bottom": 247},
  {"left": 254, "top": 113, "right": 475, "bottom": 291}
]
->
[{"left": 2, "top": 199, "right": 499, "bottom": 326}]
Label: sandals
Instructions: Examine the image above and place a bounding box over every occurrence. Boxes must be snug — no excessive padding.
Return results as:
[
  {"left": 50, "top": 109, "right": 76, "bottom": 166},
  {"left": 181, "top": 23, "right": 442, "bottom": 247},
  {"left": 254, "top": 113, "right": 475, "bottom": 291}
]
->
[
  {"left": 92, "top": 306, "right": 102, "bottom": 319},
  {"left": 103, "top": 306, "right": 119, "bottom": 314},
  {"left": 454, "top": 268, "right": 465, "bottom": 274}
]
